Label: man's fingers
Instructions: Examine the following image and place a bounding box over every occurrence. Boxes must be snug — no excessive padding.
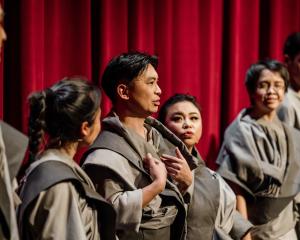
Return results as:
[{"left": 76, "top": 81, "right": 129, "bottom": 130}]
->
[
  {"left": 145, "top": 153, "right": 164, "bottom": 167},
  {"left": 146, "top": 153, "right": 153, "bottom": 159},
  {"left": 154, "top": 160, "right": 160, "bottom": 165}
]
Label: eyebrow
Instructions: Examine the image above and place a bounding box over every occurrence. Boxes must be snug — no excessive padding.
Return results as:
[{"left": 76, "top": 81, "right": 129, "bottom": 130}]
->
[
  {"left": 147, "top": 76, "right": 158, "bottom": 80},
  {"left": 170, "top": 112, "right": 184, "bottom": 117},
  {"left": 171, "top": 111, "right": 199, "bottom": 115},
  {"left": 258, "top": 79, "right": 284, "bottom": 83}
]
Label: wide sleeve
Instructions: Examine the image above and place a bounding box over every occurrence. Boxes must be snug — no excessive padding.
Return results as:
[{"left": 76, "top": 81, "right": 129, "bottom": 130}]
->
[
  {"left": 26, "top": 182, "right": 89, "bottom": 240},
  {"left": 216, "top": 143, "right": 254, "bottom": 196},
  {"left": 214, "top": 171, "right": 235, "bottom": 234},
  {"left": 84, "top": 150, "right": 143, "bottom": 232},
  {"left": 100, "top": 177, "right": 143, "bottom": 231},
  {"left": 229, "top": 211, "right": 252, "bottom": 240}
]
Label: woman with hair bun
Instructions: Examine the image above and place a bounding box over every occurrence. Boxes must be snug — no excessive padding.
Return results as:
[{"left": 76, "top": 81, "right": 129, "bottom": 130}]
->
[
  {"left": 158, "top": 93, "right": 252, "bottom": 240},
  {"left": 17, "top": 77, "right": 116, "bottom": 240}
]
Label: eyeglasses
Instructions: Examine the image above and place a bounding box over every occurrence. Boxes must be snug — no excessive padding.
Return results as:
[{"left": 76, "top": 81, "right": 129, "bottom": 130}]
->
[{"left": 256, "top": 81, "right": 285, "bottom": 92}]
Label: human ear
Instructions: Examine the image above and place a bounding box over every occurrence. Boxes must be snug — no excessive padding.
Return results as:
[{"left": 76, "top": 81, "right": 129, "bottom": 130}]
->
[
  {"left": 116, "top": 83, "right": 129, "bottom": 100},
  {"left": 80, "top": 121, "right": 90, "bottom": 139}
]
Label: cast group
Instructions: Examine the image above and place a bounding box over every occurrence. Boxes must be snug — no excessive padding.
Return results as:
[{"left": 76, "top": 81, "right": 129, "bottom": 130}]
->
[{"left": 2, "top": 5, "right": 300, "bottom": 240}]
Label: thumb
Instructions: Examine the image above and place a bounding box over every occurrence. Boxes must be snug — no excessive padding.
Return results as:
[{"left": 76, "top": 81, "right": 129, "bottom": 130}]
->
[
  {"left": 143, "top": 153, "right": 153, "bottom": 169},
  {"left": 144, "top": 153, "right": 154, "bottom": 163},
  {"left": 146, "top": 153, "right": 153, "bottom": 161}
]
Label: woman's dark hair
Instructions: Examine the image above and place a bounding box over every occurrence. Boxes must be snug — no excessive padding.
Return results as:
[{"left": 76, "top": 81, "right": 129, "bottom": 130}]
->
[
  {"left": 101, "top": 51, "right": 158, "bottom": 103},
  {"left": 28, "top": 77, "right": 101, "bottom": 164},
  {"left": 158, "top": 94, "right": 201, "bottom": 124},
  {"left": 245, "top": 59, "right": 289, "bottom": 96}
]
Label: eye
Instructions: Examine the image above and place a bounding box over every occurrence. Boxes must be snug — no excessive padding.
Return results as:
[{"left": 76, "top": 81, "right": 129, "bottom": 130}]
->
[
  {"left": 191, "top": 116, "right": 199, "bottom": 121},
  {"left": 257, "top": 82, "right": 269, "bottom": 90},
  {"left": 147, "top": 80, "right": 155, "bottom": 85},
  {"left": 274, "top": 83, "right": 285, "bottom": 90},
  {"left": 170, "top": 116, "right": 183, "bottom": 123}
]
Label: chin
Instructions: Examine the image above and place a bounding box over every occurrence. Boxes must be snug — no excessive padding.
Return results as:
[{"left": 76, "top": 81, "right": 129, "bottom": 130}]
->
[
  {"left": 152, "top": 106, "right": 159, "bottom": 113},
  {"left": 183, "top": 140, "right": 196, "bottom": 148},
  {"left": 146, "top": 110, "right": 157, "bottom": 116},
  {"left": 265, "top": 104, "right": 280, "bottom": 110}
]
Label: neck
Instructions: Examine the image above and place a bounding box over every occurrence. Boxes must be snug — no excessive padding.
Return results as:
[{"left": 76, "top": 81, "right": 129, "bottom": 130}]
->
[
  {"left": 249, "top": 108, "right": 276, "bottom": 122},
  {"left": 115, "top": 105, "right": 148, "bottom": 139},
  {"left": 59, "top": 142, "right": 78, "bottom": 159},
  {"left": 187, "top": 145, "right": 193, "bottom": 153}
]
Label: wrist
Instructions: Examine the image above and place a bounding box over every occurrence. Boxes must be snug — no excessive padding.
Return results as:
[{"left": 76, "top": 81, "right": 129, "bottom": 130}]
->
[
  {"left": 152, "top": 178, "right": 165, "bottom": 193},
  {"left": 178, "top": 175, "right": 192, "bottom": 193}
]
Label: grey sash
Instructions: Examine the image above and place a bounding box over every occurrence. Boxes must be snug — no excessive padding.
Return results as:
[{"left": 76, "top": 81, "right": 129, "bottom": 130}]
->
[
  {"left": 186, "top": 165, "right": 220, "bottom": 240},
  {"left": 217, "top": 110, "right": 300, "bottom": 224},
  {"left": 17, "top": 160, "right": 116, "bottom": 240},
  {"left": 82, "top": 130, "right": 186, "bottom": 240}
]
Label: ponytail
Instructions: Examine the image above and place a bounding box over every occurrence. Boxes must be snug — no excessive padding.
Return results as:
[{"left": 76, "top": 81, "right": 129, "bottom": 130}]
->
[
  {"left": 28, "top": 91, "right": 46, "bottom": 164},
  {"left": 26, "top": 77, "right": 101, "bottom": 166}
]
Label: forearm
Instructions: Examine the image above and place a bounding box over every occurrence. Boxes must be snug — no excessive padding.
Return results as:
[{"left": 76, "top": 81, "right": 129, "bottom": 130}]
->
[
  {"left": 236, "top": 194, "right": 252, "bottom": 240},
  {"left": 142, "top": 180, "right": 164, "bottom": 207},
  {"left": 103, "top": 181, "right": 143, "bottom": 231},
  {"left": 236, "top": 195, "right": 248, "bottom": 219}
]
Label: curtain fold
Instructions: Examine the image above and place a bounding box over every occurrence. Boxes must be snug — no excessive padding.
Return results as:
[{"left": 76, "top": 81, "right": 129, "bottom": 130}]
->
[{"left": 2, "top": 0, "right": 300, "bottom": 167}]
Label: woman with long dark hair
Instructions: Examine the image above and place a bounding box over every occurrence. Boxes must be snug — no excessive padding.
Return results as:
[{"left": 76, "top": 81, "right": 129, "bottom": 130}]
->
[{"left": 17, "top": 77, "right": 116, "bottom": 240}]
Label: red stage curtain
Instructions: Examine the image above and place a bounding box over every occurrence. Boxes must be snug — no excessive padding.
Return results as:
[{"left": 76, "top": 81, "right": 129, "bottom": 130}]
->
[{"left": 1, "top": 0, "right": 300, "bottom": 168}]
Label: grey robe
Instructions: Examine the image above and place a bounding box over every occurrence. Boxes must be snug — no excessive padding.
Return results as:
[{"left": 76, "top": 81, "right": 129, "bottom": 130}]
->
[
  {"left": 145, "top": 118, "right": 252, "bottom": 239},
  {"left": 17, "top": 149, "right": 101, "bottom": 240},
  {"left": 83, "top": 113, "right": 251, "bottom": 240},
  {"left": 217, "top": 109, "right": 300, "bottom": 240},
  {"left": 187, "top": 148, "right": 252, "bottom": 240},
  {"left": 278, "top": 87, "right": 300, "bottom": 130},
  {"left": 83, "top": 114, "right": 187, "bottom": 240},
  {"left": 0, "top": 121, "right": 28, "bottom": 240}
]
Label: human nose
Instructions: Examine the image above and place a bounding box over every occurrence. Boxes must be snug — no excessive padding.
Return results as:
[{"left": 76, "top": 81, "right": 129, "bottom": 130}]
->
[
  {"left": 155, "top": 83, "right": 162, "bottom": 96},
  {"left": 266, "top": 85, "right": 277, "bottom": 93},
  {"left": 183, "top": 119, "right": 192, "bottom": 128},
  {"left": 0, "top": 27, "right": 6, "bottom": 42}
]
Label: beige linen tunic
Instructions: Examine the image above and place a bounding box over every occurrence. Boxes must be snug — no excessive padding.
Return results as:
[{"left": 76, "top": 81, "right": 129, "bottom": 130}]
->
[
  {"left": 217, "top": 109, "right": 300, "bottom": 240},
  {"left": 18, "top": 149, "right": 100, "bottom": 240}
]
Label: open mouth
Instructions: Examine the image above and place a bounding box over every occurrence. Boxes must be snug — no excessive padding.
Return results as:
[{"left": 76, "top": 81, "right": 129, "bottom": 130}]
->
[{"left": 153, "top": 100, "right": 160, "bottom": 106}]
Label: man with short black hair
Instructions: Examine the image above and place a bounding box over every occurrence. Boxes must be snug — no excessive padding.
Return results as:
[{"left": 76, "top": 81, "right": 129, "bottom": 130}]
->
[{"left": 82, "top": 52, "right": 192, "bottom": 240}]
